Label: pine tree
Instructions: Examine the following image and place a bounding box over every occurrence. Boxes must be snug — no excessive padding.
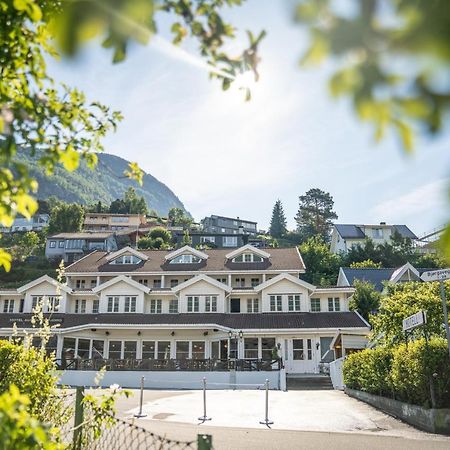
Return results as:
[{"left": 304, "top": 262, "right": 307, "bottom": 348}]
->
[
  {"left": 269, "top": 200, "right": 287, "bottom": 238},
  {"left": 295, "top": 188, "right": 337, "bottom": 241}
]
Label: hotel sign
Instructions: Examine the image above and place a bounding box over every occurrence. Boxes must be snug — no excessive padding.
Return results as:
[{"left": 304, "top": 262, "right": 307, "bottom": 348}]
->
[
  {"left": 9, "top": 317, "right": 63, "bottom": 325},
  {"left": 402, "top": 311, "right": 426, "bottom": 332}
]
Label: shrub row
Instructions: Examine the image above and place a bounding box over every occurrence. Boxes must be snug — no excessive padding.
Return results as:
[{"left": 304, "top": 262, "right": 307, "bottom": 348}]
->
[{"left": 343, "top": 337, "right": 450, "bottom": 408}]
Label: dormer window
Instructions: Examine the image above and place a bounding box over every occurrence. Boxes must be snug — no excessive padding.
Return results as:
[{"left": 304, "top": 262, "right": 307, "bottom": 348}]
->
[
  {"left": 232, "top": 253, "right": 263, "bottom": 263},
  {"left": 169, "top": 254, "right": 202, "bottom": 264},
  {"left": 111, "top": 255, "right": 142, "bottom": 265}
]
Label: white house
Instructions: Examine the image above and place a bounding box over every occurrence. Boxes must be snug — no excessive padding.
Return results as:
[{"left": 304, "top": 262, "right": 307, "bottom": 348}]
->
[
  {"left": 0, "top": 245, "right": 369, "bottom": 387},
  {"left": 330, "top": 223, "right": 417, "bottom": 254}
]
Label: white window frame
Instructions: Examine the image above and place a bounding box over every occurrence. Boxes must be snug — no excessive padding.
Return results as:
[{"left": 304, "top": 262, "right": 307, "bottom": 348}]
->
[
  {"left": 288, "top": 294, "right": 301, "bottom": 312},
  {"left": 3, "top": 299, "right": 14, "bottom": 313},
  {"left": 150, "top": 299, "right": 162, "bottom": 314},
  {"left": 205, "top": 295, "right": 217, "bottom": 312},
  {"left": 269, "top": 295, "right": 282, "bottom": 312},
  {"left": 92, "top": 299, "right": 99, "bottom": 314},
  {"left": 107, "top": 296, "right": 120, "bottom": 313},
  {"left": 75, "top": 299, "right": 86, "bottom": 314},
  {"left": 310, "top": 298, "right": 321, "bottom": 312},
  {"left": 328, "top": 297, "right": 341, "bottom": 312},
  {"left": 124, "top": 296, "right": 137, "bottom": 312},
  {"left": 187, "top": 296, "right": 199, "bottom": 312},
  {"left": 169, "top": 299, "right": 178, "bottom": 313},
  {"left": 246, "top": 298, "right": 259, "bottom": 313}
]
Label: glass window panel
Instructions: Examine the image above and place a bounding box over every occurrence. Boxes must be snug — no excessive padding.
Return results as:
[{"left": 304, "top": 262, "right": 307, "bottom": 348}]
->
[
  {"left": 176, "top": 341, "right": 189, "bottom": 360},
  {"left": 293, "top": 339, "right": 304, "bottom": 360},
  {"left": 92, "top": 340, "right": 104, "bottom": 359},
  {"left": 124, "top": 341, "right": 137, "bottom": 359},
  {"left": 62, "top": 337, "right": 76, "bottom": 360},
  {"left": 211, "top": 341, "right": 220, "bottom": 359},
  {"left": 108, "top": 341, "right": 122, "bottom": 359},
  {"left": 192, "top": 341, "right": 205, "bottom": 360},
  {"left": 261, "top": 338, "right": 276, "bottom": 360},
  {"left": 77, "top": 339, "right": 90, "bottom": 358},
  {"left": 244, "top": 338, "right": 259, "bottom": 359},
  {"left": 142, "top": 341, "right": 155, "bottom": 359},
  {"left": 157, "top": 341, "right": 171, "bottom": 360}
]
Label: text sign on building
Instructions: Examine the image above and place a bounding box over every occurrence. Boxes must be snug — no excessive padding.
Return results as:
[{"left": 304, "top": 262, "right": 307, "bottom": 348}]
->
[
  {"left": 402, "top": 311, "right": 427, "bottom": 332},
  {"left": 421, "top": 269, "right": 450, "bottom": 282}
]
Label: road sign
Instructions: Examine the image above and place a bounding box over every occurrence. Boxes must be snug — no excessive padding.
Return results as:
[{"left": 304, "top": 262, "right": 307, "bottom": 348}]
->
[
  {"left": 421, "top": 268, "right": 450, "bottom": 282},
  {"left": 402, "top": 311, "right": 427, "bottom": 332}
]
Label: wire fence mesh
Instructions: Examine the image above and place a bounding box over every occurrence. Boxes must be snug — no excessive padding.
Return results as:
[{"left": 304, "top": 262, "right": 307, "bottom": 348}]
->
[{"left": 53, "top": 388, "right": 199, "bottom": 450}]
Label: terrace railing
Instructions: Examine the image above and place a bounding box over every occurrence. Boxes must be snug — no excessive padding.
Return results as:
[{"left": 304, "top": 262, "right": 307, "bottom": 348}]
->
[{"left": 56, "top": 357, "right": 282, "bottom": 372}]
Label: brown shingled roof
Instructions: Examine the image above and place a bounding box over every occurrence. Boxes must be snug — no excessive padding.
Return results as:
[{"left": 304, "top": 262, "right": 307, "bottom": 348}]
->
[{"left": 65, "top": 247, "right": 305, "bottom": 273}]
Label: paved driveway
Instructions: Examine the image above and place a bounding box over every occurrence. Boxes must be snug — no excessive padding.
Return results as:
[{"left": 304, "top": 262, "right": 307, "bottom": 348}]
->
[{"left": 107, "top": 389, "right": 450, "bottom": 448}]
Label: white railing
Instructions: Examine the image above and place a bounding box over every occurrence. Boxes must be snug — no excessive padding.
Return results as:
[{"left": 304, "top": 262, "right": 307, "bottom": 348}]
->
[{"left": 329, "top": 357, "right": 345, "bottom": 390}]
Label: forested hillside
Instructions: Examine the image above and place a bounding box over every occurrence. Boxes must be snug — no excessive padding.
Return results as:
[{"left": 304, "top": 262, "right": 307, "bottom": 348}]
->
[{"left": 16, "top": 151, "right": 188, "bottom": 216}]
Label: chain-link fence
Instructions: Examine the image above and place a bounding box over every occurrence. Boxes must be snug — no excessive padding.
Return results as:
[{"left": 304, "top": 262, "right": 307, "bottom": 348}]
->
[{"left": 54, "top": 388, "right": 208, "bottom": 450}]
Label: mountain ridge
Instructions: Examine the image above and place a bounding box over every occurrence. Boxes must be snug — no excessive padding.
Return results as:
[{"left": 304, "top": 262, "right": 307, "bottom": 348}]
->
[{"left": 17, "top": 151, "right": 189, "bottom": 216}]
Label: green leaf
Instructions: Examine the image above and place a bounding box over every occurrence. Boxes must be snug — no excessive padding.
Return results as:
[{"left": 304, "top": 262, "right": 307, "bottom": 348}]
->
[{"left": 393, "top": 119, "right": 414, "bottom": 152}]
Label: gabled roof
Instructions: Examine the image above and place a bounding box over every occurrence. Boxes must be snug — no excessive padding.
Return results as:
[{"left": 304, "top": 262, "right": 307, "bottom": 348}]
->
[
  {"left": 164, "top": 246, "right": 208, "bottom": 261},
  {"left": 105, "top": 246, "right": 149, "bottom": 262},
  {"left": 392, "top": 225, "right": 417, "bottom": 240},
  {"left": 389, "top": 262, "right": 420, "bottom": 283},
  {"left": 334, "top": 224, "right": 417, "bottom": 240},
  {"left": 65, "top": 247, "right": 305, "bottom": 273},
  {"left": 338, "top": 267, "right": 395, "bottom": 291},
  {"left": 254, "top": 273, "right": 316, "bottom": 293},
  {"left": 17, "top": 275, "right": 72, "bottom": 294},
  {"left": 172, "top": 274, "right": 232, "bottom": 293},
  {"left": 92, "top": 275, "right": 150, "bottom": 294},
  {"left": 225, "top": 244, "right": 270, "bottom": 260},
  {"left": 334, "top": 224, "right": 366, "bottom": 239}
]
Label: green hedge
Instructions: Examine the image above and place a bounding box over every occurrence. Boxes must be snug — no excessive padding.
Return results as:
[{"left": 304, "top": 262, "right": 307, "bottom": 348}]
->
[
  {"left": 0, "top": 340, "right": 57, "bottom": 421},
  {"left": 343, "top": 337, "right": 450, "bottom": 408}
]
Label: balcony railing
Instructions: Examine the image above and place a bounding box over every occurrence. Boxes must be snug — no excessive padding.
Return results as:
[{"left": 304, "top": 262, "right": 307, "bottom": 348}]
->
[{"left": 56, "top": 358, "right": 282, "bottom": 372}]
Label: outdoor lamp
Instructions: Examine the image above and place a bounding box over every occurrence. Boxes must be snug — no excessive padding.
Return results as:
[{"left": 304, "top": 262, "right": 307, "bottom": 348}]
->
[
  {"left": 105, "top": 331, "right": 110, "bottom": 336},
  {"left": 228, "top": 331, "right": 232, "bottom": 338},
  {"left": 316, "top": 342, "right": 320, "bottom": 350},
  {"left": 238, "top": 330, "right": 243, "bottom": 339}
]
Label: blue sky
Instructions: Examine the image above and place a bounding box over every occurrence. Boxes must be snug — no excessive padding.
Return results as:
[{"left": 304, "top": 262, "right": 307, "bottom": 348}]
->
[{"left": 47, "top": 0, "right": 450, "bottom": 236}]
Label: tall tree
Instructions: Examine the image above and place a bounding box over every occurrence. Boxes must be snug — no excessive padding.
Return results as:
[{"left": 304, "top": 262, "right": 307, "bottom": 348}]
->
[
  {"left": 349, "top": 280, "right": 381, "bottom": 321},
  {"left": 48, "top": 204, "right": 84, "bottom": 234},
  {"left": 168, "top": 207, "right": 192, "bottom": 229},
  {"left": 109, "top": 188, "right": 148, "bottom": 215},
  {"left": 295, "top": 188, "right": 337, "bottom": 241},
  {"left": 299, "top": 236, "right": 341, "bottom": 286},
  {"left": 269, "top": 200, "right": 287, "bottom": 238}
]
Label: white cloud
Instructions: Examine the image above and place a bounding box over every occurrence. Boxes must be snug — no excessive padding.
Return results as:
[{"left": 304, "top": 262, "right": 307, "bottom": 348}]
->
[{"left": 370, "top": 179, "right": 448, "bottom": 223}]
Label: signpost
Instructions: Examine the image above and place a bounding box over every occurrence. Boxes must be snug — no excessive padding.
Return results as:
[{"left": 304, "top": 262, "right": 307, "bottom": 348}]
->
[
  {"left": 402, "top": 311, "right": 427, "bottom": 332},
  {"left": 420, "top": 269, "right": 450, "bottom": 359}
]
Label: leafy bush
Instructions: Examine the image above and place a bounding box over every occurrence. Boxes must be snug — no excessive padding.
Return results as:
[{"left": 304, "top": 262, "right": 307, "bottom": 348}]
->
[
  {"left": 344, "top": 338, "right": 450, "bottom": 408},
  {"left": 390, "top": 338, "right": 450, "bottom": 408},
  {"left": 0, "top": 385, "right": 62, "bottom": 450},
  {"left": 0, "top": 340, "right": 57, "bottom": 421},
  {"left": 344, "top": 347, "right": 393, "bottom": 397}
]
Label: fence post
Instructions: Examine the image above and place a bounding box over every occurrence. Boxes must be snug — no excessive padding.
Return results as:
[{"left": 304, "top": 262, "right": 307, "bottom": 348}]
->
[
  {"left": 134, "top": 376, "right": 147, "bottom": 418},
  {"left": 259, "top": 379, "right": 274, "bottom": 426},
  {"left": 73, "top": 386, "right": 85, "bottom": 449},
  {"left": 197, "top": 434, "right": 212, "bottom": 450},
  {"left": 198, "top": 377, "right": 211, "bottom": 422}
]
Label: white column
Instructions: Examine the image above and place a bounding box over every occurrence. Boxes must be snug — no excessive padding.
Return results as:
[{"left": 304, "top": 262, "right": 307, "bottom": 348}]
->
[
  {"left": 96, "top": 276, "right": 100, "bottom": 286},
  {"left": 161, "top": 275, "right": 165, "bottom": 288},
  {"left": 56, "top": 334, "right": 64, "bottom": 360},
  {"left": 262, "top": 274, "right": 266, "bottom": 283},
  {"left": 228, "top": 274, "right": 232, "bottom": 286}
]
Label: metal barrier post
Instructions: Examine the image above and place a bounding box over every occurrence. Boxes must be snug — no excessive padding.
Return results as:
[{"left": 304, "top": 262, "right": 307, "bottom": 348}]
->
[
  {"left": 259, "top": 379, "right": 274, "bottom": 426},
  {"left": 197, "top": 434, "right": 213, "bottom": 449},
  {"left": 73, "top": 386, "right": 84, "bottom": 449},
  {"left": 198, "top": 377, "right": 211, "bottom": 422},
  {"left": 134, "top": 376, "right": 147, "bottom": 418}
]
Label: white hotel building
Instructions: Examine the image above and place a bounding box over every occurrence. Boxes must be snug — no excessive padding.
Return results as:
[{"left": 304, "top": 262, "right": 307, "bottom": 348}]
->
[{"left": 0, "top": 245, "right": 369, "bottom": 388}]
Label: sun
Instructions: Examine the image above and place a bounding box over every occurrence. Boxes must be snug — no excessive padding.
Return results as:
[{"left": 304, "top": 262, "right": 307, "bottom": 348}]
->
[{"left": 233, "top": 70, "right": 258, "bottom": 90}]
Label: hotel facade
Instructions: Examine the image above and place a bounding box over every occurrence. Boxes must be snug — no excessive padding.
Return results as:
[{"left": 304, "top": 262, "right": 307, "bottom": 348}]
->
[{"left": 0, "top": 245, "right": 369, "bottom": 387}]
